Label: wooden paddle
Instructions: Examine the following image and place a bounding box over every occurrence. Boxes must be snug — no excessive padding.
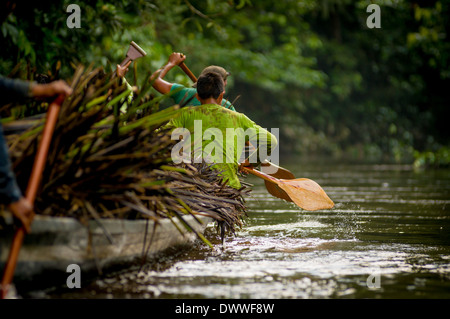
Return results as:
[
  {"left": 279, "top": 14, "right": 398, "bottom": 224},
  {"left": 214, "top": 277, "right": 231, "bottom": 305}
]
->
[
  {"left": 176, "top": 58, "right": 295, "bottom": 180},
  {"left": 241, "top": 166, "right": 334, "bottom": 211},
  {"left": 1, "top": 95, "right": 64, "bottom": 299},
  {"left": 244, "top": 142, "right": 295, "bottom": 201},
  {"left": 178, "top": 62, "right": 197, "bottom": 84}
]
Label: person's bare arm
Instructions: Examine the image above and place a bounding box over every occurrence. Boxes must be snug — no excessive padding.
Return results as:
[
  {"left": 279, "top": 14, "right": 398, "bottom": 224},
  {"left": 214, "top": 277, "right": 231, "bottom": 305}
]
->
[
  {"left": 30, "top": 80, "right": 72, "bottom": 98},
  {"left": 0, "top": 78, "right": 71, "bottom": 233},
  {"left": 150, "top": 52, "right": 186, "bottom": 94}
]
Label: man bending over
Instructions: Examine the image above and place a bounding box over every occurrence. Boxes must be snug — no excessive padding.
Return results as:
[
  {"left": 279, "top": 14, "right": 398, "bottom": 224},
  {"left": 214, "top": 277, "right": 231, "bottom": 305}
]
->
[{"left": 165, "top": 72, "right": 277, "bottom": 189}]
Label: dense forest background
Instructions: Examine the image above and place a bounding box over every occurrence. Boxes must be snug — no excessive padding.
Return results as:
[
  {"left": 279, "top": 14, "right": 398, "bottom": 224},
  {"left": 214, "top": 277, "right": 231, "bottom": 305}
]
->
[{"left": 1, "top": 0, "right": 449, "bottom": 166}]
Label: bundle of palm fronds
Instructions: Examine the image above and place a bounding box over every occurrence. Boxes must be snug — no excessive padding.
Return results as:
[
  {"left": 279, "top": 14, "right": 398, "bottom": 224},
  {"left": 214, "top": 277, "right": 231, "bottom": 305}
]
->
[{"left": 4, "top": 65, "right": 250, "bottom": 245}]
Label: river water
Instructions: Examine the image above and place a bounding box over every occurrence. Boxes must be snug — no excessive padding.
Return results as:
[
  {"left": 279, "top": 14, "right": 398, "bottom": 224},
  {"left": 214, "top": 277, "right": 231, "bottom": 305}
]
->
[{"left": 43, "top": 162, "right": 450, "bottom": 299}]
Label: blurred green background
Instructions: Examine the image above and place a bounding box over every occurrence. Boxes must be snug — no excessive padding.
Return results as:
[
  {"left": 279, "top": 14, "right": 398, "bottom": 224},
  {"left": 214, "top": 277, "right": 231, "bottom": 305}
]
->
[{"left": 1, "top": 0, "right": 449, "bottom": 166}]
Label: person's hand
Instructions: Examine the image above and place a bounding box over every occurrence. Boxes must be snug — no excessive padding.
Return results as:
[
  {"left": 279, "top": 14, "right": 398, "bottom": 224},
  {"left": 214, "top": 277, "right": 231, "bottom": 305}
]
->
[
  {"left": 167, "top": 52, "right": 186, "bottom": 66},
  {"left": 31, "top": 80, "right": 73, "bottom": 98},
  {"left": 8, "top": 197, "right": 34, "bottom": 233},
  {"left": 116, "top": 60, "right": 132, "bottom": 78},
  {"left": 238, "top": 159, "right": 253, "bottom": 174}
]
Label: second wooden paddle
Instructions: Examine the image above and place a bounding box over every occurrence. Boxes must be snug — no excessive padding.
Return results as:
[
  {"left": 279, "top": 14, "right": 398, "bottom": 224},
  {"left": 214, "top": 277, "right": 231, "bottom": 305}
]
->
[{"left": 241, "top": 166, "right": 334, "bottom": 211}]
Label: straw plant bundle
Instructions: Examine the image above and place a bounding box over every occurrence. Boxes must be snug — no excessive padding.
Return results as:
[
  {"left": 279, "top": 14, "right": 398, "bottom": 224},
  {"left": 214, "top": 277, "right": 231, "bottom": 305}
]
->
[{"left": 3, "top": 65, "right": 250, "bottom": 246}]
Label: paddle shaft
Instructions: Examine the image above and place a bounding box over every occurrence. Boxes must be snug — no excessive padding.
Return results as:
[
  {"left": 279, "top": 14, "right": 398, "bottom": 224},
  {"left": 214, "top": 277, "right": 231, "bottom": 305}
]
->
[
  {"left": 1, "top": 95, "right": 64, "bottom": 299},
  {"left": 242, "top": 165, "right": 296, "bottom": 203},
  {"left": 241, "top": 166, "right": 279, "bottom": 183},
  {"left": 245, "top": 143, "right": 295, "bottom": 179},
  {"left": 179, "top": 62, "right": 197, "bottom": 82}
]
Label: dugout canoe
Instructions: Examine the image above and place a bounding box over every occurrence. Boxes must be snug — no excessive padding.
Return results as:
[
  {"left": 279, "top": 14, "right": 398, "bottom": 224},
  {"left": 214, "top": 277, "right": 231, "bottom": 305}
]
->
[{"left": 0, "top": 214, "right": 213, "bottom": 291}]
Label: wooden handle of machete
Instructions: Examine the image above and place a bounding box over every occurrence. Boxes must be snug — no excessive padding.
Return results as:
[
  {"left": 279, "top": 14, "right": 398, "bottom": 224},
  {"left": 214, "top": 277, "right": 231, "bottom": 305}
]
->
[
  {"left": 179, "top": 62, "right": 197, "bottom": 83},
  {"left": 1, "top": 94, "right": 64, "bottom": 299}
]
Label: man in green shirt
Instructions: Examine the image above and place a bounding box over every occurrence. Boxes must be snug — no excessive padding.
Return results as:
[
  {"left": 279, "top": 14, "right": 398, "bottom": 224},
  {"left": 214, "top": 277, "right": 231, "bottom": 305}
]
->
[
  {"left": 151, "top": 52, "right": 236, "bottom": 111},
  {"left": 166, "top": 72, "right": 277, "bottom": 189}
]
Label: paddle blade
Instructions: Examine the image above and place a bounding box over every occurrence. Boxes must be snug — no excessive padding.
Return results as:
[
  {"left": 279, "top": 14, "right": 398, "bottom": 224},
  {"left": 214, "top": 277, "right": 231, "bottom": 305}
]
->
[
  {"left": 264, "top": 180, "right": 293, "bottom": 202},
  {"left": 261, "top": 161, "right": 295, "bottom": 179},
  {"left": 277, "top": 178, "right": 334, "bottom": 211}
]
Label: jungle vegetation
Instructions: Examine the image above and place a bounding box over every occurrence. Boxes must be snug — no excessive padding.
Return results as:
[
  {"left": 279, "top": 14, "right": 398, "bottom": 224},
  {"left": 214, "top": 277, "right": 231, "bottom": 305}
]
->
[{"left": 1, "top": 0, "right": 448, "bottom": 166}]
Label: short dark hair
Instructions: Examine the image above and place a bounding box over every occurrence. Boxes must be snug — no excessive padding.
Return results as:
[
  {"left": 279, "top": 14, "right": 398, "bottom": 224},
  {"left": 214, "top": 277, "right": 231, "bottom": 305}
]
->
[{"left": 196, "top": 72, "right": 224, "bottom": 100}]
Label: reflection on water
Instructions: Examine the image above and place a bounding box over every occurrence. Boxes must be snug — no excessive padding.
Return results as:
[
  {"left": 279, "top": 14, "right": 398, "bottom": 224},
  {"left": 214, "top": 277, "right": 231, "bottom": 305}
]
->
[{"left": 45, "top": 163, "right": 450, "bottom": 299}]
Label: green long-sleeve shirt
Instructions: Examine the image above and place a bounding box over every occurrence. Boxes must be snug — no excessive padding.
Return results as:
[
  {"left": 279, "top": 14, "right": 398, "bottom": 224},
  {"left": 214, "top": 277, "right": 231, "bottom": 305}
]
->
[{"left": 166, "top": 104, "right": 277, "bottom": 189}]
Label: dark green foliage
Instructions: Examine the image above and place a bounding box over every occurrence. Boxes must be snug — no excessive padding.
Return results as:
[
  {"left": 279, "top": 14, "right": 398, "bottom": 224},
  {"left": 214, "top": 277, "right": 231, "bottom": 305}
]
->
[{"left": 1, "top": 0, "right": 448, "bottom": 164}]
